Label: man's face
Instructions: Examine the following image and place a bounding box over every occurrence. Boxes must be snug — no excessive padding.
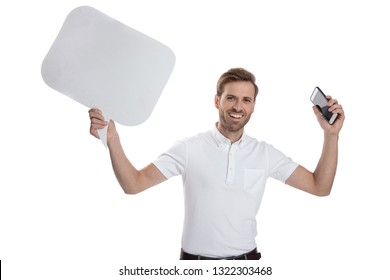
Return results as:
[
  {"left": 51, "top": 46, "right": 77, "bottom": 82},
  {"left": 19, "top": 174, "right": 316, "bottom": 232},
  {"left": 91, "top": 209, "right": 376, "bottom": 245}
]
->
[{"left": 215, "top": 81, "right": 256, "bottom": 134}]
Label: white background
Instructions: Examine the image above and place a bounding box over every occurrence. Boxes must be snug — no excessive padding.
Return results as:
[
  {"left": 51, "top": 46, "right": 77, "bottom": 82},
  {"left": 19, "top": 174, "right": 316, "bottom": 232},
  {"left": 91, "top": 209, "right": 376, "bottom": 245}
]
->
[{"left": 1, "top": 0, "right": 389, "bottom": 279}]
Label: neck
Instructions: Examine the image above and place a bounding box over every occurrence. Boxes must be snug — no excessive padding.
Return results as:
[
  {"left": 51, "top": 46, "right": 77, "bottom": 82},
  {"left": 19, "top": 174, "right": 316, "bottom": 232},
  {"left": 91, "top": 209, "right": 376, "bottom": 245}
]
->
[{"left": 216, "top": 122, "right": 243, "bottom": 143}]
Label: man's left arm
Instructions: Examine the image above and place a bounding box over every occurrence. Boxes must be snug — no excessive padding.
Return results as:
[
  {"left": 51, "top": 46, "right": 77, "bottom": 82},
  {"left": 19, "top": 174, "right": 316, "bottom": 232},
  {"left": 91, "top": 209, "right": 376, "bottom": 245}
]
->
[{"left": 286, "top": 96, "right": 345, "bottom": 196}]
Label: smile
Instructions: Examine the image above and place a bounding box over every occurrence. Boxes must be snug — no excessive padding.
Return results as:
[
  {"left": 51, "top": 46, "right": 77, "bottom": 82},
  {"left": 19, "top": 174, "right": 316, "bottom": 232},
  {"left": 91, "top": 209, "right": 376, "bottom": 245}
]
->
[{"left": 229, "top": 113, "right": 244, "bottom": 119}]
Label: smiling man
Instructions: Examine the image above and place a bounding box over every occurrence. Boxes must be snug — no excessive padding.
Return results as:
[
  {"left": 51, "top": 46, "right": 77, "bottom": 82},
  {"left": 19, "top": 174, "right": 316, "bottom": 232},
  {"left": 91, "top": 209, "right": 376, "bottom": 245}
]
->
[
  {"left": 215, "top": 71, "right": 257, "bottom": 143},
  {"left": 89, "top": 68, "right": 345, "bottom": 260}
]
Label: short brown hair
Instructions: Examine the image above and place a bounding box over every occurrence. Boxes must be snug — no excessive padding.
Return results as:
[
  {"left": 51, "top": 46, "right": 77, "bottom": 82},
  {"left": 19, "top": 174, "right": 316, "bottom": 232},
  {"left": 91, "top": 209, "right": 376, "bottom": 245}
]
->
[{"left": 216, "top": 68, "right": 259, "bottom": 99}]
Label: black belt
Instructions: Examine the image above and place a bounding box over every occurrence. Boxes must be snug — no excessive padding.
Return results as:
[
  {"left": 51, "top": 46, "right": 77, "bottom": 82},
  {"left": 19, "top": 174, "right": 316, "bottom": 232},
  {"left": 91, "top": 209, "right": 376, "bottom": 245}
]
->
[{"left": 180, "top": 248, "right": 261, "bottom": 260}]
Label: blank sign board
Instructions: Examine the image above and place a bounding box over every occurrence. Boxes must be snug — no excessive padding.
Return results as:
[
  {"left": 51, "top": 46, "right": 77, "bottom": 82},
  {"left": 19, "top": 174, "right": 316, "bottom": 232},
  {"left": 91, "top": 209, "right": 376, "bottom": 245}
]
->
[{"left": 42, "top": 6, "right": 175, "bottom": 127}]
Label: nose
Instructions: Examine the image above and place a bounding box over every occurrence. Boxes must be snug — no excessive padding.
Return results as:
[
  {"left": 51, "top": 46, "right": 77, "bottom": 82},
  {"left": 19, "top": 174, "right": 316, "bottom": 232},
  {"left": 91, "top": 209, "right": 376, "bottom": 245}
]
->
[{"left": 232, "top": 99, "right": 243, "bottom": 112}]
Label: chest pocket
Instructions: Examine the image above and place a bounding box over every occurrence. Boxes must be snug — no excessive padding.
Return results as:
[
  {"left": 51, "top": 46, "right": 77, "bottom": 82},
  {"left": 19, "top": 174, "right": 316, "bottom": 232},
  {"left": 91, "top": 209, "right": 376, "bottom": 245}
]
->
[{"left": 244, "top": 169, "right": 267, "bottom": 194}]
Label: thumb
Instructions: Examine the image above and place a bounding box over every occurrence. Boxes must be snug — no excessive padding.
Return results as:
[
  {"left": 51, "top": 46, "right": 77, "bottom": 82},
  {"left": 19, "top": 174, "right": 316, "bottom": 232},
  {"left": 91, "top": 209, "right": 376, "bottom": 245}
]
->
[
  {"left": 312, "top": 105, "right": 321, "bottom": 116},
  {"left": 107, "top": 119, "right": 118, "bottom": 135},
  {"left": 312, "top": 105, "right": 325, "bottom": 123}
]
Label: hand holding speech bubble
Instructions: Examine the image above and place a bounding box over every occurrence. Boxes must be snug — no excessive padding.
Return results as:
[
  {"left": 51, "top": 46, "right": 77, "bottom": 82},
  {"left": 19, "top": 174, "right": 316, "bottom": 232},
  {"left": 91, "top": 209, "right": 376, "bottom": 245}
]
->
[{"left": 41, "top": 6, "right": 175, "bottom": 146}]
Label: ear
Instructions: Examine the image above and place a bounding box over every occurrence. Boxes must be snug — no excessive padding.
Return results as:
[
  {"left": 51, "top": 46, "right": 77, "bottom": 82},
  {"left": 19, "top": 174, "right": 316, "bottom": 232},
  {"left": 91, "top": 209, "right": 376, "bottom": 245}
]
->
[{"left": 214, "top": 95, "right": 220, "bottom": 109}]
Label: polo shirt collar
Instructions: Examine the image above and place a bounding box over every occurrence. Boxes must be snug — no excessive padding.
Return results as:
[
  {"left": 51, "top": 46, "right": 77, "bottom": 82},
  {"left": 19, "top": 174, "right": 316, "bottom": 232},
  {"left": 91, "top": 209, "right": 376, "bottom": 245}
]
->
[{"left": 212, "top": 123, "right": 247, "bottom": 149}]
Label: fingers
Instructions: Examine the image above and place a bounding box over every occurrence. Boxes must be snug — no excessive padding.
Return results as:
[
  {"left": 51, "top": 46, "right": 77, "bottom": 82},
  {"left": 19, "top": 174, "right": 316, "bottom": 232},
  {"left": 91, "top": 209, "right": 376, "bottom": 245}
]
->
[
  {"left": 89, "top": 108, "right": 108, "bottom": 139},
  {"left": 325, "top": 96, "right": 342, "bottom": 113},
  {"left": 313, "top": 97, "right": 345, "bottom": 124},
  {"left": 312, "top": 105, "right": 325, "bottom": 122},
  {"left": 89, "top": 108, "right": 108, "bottom": 126},
  {"left": 89, "top": 108, "right": 104, "bottom": 121}
]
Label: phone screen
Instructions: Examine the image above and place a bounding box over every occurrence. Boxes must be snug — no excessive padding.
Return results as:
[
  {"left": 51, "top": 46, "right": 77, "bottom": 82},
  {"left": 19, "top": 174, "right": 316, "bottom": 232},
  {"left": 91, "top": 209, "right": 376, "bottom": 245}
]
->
[{"left": 310, "top": 87, "right": 338, "bottom": 124}]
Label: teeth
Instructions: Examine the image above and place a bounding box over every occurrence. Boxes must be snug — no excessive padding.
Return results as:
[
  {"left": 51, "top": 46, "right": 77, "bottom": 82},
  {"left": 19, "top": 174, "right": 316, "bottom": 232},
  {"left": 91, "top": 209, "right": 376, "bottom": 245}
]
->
[{"left": 229, "top": 113, "right": 243, "bottom": 119}]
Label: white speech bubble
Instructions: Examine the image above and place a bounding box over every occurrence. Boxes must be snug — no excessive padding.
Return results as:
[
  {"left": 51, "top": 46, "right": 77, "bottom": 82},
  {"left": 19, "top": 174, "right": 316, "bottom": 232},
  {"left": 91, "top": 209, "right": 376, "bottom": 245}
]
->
[{"left": 41, "top": 6, "right": 175, "bottom": 146}]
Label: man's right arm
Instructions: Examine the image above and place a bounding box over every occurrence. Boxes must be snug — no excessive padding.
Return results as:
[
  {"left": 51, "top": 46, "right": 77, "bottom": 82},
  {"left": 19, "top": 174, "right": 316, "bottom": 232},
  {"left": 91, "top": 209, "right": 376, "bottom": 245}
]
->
[{"left": 89, "top": 109, "right": 167, "bottom": 194}]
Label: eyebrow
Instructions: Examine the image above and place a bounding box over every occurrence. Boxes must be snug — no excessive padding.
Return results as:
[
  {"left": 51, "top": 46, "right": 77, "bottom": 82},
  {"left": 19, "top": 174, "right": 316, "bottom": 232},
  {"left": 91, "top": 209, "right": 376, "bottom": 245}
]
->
[
  {"left": 225, "top": 94, "right": 253, "bottom": 101},
  {"left": 226, "top": 94, "right": 252, "bottom": 98}
]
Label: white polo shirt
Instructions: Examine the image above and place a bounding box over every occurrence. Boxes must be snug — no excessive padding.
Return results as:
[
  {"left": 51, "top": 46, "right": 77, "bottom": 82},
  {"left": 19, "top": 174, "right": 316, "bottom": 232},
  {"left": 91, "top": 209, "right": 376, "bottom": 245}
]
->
[{"left": 153, "top": 125, "right": 298, "bottom": 258}]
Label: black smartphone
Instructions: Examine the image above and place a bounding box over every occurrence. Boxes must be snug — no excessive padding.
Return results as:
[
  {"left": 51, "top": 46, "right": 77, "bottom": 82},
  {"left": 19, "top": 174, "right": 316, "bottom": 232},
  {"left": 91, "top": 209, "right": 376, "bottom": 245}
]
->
[{"left": 310, "top": 87, "right": 338, "bottom": 125}]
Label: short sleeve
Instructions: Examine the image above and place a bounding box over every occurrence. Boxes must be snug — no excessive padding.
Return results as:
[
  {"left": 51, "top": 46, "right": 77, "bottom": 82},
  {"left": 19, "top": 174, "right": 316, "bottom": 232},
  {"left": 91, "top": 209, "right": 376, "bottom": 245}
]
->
[
  {"left": 266, "top": 144, "right": 299, "bottom": 183},
  {"left": 153, "top": 140, "right": 187, "bottom": 179}
]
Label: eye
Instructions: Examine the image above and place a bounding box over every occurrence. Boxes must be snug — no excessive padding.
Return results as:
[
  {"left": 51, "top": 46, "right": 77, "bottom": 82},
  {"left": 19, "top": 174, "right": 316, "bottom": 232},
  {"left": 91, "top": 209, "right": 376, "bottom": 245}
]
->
[
  {"left": 226, "top": 96, "right": 235, "bottom": 101},
  {"left": 244, "top": 98, "right": 252, "bottom": 104}
]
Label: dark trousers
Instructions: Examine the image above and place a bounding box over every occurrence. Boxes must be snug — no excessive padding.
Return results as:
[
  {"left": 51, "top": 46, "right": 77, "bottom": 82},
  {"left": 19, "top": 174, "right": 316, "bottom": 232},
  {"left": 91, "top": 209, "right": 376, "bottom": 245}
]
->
[{"left": 180, "top": 248, "right": 261, "bottom": 260}]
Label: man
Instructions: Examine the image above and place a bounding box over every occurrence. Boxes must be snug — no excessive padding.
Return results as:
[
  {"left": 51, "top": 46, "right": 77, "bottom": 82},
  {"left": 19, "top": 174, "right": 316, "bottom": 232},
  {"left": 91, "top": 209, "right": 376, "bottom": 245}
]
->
[{"left": 89, "top": 68, "right": 345, "bottom": 260}]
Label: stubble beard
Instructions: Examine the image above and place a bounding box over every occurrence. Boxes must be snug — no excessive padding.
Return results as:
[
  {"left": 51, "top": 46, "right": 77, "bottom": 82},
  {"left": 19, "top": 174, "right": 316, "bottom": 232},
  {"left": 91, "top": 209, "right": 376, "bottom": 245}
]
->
[{"left": 218, "top": 109, "right": 252, "bottom": 133}]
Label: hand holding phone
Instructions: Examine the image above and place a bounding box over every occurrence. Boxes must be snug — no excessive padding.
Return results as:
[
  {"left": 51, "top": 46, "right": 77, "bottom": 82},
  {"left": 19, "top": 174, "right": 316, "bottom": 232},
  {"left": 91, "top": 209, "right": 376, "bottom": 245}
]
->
[{"left": 310, "top": 87, "right": 338, "bottom": 125}]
